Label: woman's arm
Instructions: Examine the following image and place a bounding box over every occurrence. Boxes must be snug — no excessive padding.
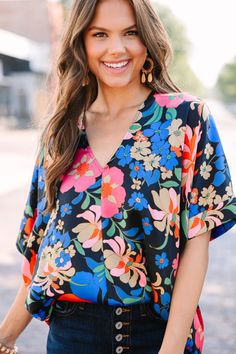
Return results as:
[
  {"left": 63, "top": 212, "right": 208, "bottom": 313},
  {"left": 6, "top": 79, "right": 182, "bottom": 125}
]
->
[
  {"left": 159, "top": 230, "right": 211, "bottom": 354},
  {"left": 0, "top": 279, "right": 32, "bottom": 348}
]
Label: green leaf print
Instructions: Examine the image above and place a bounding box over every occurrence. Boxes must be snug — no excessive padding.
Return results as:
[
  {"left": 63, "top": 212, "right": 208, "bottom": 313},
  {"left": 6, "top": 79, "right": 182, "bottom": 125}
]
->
[
  {"left": 25, "top": 205, "right": 33, "bottom": 217},
  {"left": 93, "top": 264, "right": 104, "bottom": 273},
  {"left": 117, "top": 219, "right": 126, "bottom": 228},
  {"left": 105, "top": 268, "right": 114, "bottom": 284},
  {"left": 107, "top": 222, "right": 116, "bottom": 237},
  {"left": 166, "top": 108, "right": 177, "bottom": 120},
  {"left": 164, "top": 278, "right": 171, "bottom": 285},
  {"left": 174, "top": 168, "right": 182, "bottom": 181},
  {"left": 73, "top": 240, "right": 85, "bottom": 255},
  {"left": 123, "top": 209, "right": 128, "bottom": 219},
  {"left": 123, "top": 297, "right": 142, "bottom": 305},
  {"left": 144, "top": 105, "right": 163, "bottom": 126},
  {"left": 81, "top": 193, "right": 90, "bottom": 209},
  {"left": 181, "top": 210, "right": 189, "bottom": 238},
  {"left": 160, "top": 181, "right": 179, "bottom": 188},
  {"left": 129, "top": 122, "right": 142, "bottom": 133},
  {"left": 223, "top": 204, "right": 236, "bottom": 214}
]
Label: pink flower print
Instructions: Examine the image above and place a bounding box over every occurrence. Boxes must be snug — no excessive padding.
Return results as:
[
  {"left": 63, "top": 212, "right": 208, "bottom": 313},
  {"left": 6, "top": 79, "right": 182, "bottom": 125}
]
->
[
  {"left": 101, "top": 166, "right": 126, "bottom": 217},
  {"left": 103, "top": 236, "right": 147, "bottom": 288},
  {"left": 148, "top": 188, "right": 180, "bottom": 238},
  {"left": 60, "top": 147, "right": 101, "bottom": 193},
  {"left": 194, "top": 307, "right": 204, "bottom": 351},
  {"left": 172, "top": 254, "right": 179, "bottom": 277},
  {"left": 72, "top": 205, "right": 102, "bottom": 252},
  {"left": 154, "top": 92, "right": 197, "bottom": 108}
]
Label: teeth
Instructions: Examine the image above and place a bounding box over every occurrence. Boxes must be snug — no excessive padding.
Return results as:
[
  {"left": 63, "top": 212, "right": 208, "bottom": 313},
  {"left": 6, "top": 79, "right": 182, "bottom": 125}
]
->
[{"left": 104, "top": 61, "right": 129, "bottom": 68}]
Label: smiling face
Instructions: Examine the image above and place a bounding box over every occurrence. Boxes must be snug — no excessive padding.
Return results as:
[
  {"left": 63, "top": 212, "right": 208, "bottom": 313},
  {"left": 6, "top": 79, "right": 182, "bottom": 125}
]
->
[{"left": 83, "top": 0, "right": 148, "bottom": 89}]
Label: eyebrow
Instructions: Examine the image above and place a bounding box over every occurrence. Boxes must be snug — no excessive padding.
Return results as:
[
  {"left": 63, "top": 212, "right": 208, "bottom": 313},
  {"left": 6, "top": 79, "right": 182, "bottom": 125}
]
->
[{"left": 87, "top": 24, "right": 137, "bottom": 32}]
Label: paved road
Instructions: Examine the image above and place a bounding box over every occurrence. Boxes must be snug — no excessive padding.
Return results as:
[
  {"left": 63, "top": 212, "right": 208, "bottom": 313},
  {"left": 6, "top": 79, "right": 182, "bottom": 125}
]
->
[{"left": 0, "top": 99, "right": 236, "bottom": 353}]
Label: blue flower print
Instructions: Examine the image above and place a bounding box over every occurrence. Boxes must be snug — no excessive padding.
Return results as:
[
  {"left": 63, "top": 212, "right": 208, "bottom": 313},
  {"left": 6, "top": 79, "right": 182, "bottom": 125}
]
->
[
  {"left": 142, "top": 217, "right": 153, "bottom": 235},
  {"left": 55, "top": 250, "right": 71, "bottom": 267},
  {"left": 189, "top": 204, "right": 199, "bottom": 218},
  {"left": 38, "top": 166, "right": 45, "bottom": 190},
  {"left": 60, "top": 203, "right": 72, "bottom": 217},
  {"left": 186, "top": 338, "right": 194, "bottom": 353},
  {"left": 128, "top": 192, "right": 148, "bottom": 210},
  {"left": 143, "top": 121, "right": 171, "bottom": 143},
  {"left": 160, "top": 151, "right": 178, "bottom": 170},
  {"left": 152, "top": 140, "right": 170, "bottom": 157},
  {"left": 116, "top": 145, "right": 132, "bottom": 166},
  {"left": 130, "top": 161, "right": 145, "bottom": 179},
  {"left": 153, "top": 292, "right": 171, "bottom": 321},
  {"left": 155, "top": 252, "right": 169, "bottom": 269}
]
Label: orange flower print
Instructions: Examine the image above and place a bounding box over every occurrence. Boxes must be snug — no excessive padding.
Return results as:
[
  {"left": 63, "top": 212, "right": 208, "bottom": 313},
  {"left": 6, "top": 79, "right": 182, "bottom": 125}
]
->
[
  {"left": 72, "top": 205, "right": 102, "bottom": 252},
  {"left": 182, "top": 121, "right": 202, "bottom": 199},
  {"left": 190, "top": 188, "right": 199, "bottom": 204},
  {"left": 148, "top": 188, "right": 180, "bottom": 238}
]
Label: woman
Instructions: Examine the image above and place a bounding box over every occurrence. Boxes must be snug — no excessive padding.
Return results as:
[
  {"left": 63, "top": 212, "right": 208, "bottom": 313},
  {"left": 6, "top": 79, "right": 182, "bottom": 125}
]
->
[{"left": 0, "top": 0, "right": 235, "bottom": 353}]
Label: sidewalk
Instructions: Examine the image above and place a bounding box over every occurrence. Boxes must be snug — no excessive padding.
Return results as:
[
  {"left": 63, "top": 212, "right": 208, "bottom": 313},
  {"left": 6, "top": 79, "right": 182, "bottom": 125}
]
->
[{"left": 0, "top": 100, "right": 236, "bottom": 353}]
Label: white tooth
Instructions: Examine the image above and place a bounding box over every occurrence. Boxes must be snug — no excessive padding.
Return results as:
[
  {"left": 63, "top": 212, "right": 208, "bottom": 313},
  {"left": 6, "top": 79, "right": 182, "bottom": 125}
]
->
[{"left": 104, "top": 61, "right": 128, "bottom": 68}]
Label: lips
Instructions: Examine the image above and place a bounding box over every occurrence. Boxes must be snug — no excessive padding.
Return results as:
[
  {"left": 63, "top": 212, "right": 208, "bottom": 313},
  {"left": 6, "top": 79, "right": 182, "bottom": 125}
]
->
[{"left": 102, "top": 60, "right": 131, "bottom": 73}]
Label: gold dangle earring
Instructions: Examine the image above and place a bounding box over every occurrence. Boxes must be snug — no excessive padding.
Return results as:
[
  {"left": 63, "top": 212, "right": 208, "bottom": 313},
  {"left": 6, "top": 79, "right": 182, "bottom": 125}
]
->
[
  {"left": 141, "top": 56, "right": 154, "bottom": 84},
  {"left": 82, "top": 70, "right": 90, "bottom": 87}
]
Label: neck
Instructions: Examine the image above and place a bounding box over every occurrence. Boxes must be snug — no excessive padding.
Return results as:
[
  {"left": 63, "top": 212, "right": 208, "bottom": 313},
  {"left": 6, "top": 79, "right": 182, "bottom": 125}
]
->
[{"left": 89, "top": 81, "right": 152, "bottom": 116}]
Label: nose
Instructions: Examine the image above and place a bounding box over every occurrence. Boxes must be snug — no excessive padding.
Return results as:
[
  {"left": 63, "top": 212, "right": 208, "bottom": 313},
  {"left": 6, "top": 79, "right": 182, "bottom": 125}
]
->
[{"left": 107, "top": 36, "right": 126, "bottom": 55}]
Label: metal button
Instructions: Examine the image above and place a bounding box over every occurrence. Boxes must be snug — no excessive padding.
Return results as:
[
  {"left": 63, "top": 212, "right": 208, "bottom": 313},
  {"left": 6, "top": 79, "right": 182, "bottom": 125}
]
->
[
  {"left": 115, "top": 334, "right": 123, "bottom": 342},
  {"left": 116, "top": 346, "right": 124, "bottom": 353},
  {"left": 115, "top": 321, "right": 123, "bottom": 330},
  {"left": 115, "top": 307, "right": 123, "bottom": 315}
]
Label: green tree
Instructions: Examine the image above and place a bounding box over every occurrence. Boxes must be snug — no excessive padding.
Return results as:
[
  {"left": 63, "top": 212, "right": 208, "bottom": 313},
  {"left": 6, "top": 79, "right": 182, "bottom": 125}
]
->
[
  {"left": 216, "top": 57, "right": 236, "bottom": 102},
  {"left": 154, "top": 2, "right": 204, "bottom": 95}
]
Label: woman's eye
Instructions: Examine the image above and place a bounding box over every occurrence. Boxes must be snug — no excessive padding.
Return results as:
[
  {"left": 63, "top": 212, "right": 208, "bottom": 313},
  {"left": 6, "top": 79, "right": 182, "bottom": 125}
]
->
[
  {"left": 93, "top": 31, "right": 138, "bottom": 38},
  {"left": 126, "top": 30, "right": 138, "bottom": 36},
  {"left": 93, "top": 32, "right": 107, "bottom": 38}
]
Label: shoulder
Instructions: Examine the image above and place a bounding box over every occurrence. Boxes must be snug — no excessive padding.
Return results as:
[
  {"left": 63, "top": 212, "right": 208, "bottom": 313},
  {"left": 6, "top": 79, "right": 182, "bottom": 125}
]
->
[{"left": 152, "top": 91, "right": 208, "bottom": 111}]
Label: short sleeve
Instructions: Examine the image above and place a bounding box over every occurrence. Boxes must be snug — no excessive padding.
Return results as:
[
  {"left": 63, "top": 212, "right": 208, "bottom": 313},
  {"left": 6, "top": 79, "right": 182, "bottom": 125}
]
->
[
  {"left": 181, "top": 100, "right": 236, "bottom": 241},
  {"left": 16, "top": 148, "right": 50, "bottom": 286}
]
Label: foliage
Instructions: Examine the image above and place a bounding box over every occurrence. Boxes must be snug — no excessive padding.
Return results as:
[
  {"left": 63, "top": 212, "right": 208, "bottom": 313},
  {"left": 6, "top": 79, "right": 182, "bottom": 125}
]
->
[
  {"left": 153, "top": 2, "right": 205, "bottom": 95},
  {"left": 216, "top": 57, "right": 236, "bottom": 103}
]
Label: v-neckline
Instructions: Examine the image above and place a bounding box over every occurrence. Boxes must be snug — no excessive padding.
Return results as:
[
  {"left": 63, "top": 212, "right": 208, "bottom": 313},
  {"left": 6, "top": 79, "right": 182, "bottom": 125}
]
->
[{"left": 80, "top": 89, "right": 155, "bottom": 172}]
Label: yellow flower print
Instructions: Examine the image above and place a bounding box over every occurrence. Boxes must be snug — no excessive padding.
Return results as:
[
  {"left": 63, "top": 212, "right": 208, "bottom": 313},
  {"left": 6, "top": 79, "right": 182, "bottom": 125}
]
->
[
  {"left": 130, "top": 140, "right": 151, "bottom": 161},
  {"left": 199, "top": 185, "right": 216, "bottom": 207},
  {"left": 168, "top": 118, "right": 185, "bottom": 148},
  {"left": 143, "top": 154, "right": 161, "bottom": 171},
  {"left": 204, "top": 143, "right": 213, "bottom": 159},
  {"left": 200, "top": 161, "right": 212, "bottom": 180}
]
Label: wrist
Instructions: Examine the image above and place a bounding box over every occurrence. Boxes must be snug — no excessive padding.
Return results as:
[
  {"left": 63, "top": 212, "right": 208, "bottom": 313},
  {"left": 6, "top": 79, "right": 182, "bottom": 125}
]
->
[
  {"left": 0, "top": 342, "right": 18, "bottom": 354},
  {"left": 0, "top": 327, "right": 17, "bottom": 348}
]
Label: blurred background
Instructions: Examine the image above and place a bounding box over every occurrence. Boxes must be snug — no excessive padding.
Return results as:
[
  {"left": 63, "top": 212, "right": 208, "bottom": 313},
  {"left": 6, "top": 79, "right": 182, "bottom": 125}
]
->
[{"left": 0, "top": 0, "right": 235, "bottom": 353}]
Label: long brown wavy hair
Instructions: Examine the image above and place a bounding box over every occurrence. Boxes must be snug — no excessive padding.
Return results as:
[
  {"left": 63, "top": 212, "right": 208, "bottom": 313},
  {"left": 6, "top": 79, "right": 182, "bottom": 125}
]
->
[{"left": 40, "top": 0, "right": 180, "bottom": 214}]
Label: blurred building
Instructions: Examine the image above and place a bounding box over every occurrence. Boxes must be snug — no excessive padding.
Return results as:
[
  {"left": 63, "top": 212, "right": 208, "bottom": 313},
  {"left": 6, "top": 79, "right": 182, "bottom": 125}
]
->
[{"left": 0, "top": 0, "right": 64, "bottom": 128}]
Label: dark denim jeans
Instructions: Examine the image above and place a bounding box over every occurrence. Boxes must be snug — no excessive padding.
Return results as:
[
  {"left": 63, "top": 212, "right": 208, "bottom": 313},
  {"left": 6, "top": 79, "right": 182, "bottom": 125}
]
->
[{"left": 47, "top": 301, "right": 167, "bottom": 354}]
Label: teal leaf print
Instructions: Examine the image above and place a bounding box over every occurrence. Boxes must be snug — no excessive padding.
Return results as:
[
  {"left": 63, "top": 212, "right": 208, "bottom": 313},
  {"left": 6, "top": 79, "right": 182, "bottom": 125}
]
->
[
  {"left": 25, "top": 205, "right": 34, "bottom": 217},
  {"left": 107, "top": 222, "right": 116, "bottom": 237},
  {"left": 73, "top": 240, "right": 85, "bottom": 255},
  {"left": 164, "top": 278, "right": 171, "bottom": 285},
  {"left": 129, "top": 122, "right": 142, "bottom": 133},
  {"left": 166, "top": 108, "right": 177, "bottom": 120},
  {"left": 160, "top": 181, "right": 179, "bottom": 188},
  {"left": 81, "top": 193, "right": 90, "bottom": 209},
  {"left": 174, "top": 167, "right": 182, "bottom": 181},
  {"left": 105, "top": 268, "right": 114, "bottom": 283},
  {"left": 144, "top": 105, "right": 163, "bottom": 126},
  {"left": 181, "top": 210, "right": 189, "bottom": 238}
]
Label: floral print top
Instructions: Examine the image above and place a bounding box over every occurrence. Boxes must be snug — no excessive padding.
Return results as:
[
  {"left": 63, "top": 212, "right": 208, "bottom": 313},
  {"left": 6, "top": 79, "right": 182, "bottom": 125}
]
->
[{"left": 16, "top": 90, "right": 236, "bottom": 353}]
